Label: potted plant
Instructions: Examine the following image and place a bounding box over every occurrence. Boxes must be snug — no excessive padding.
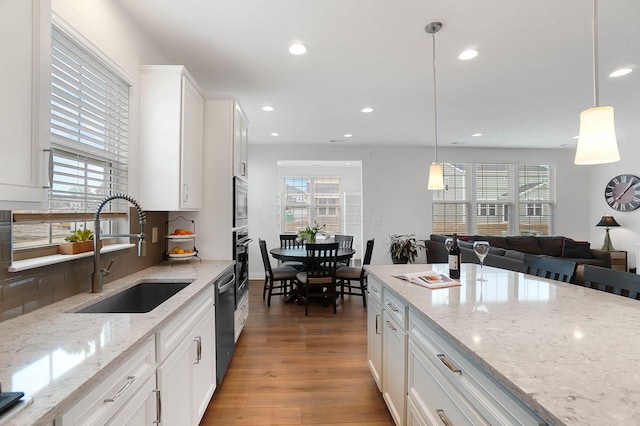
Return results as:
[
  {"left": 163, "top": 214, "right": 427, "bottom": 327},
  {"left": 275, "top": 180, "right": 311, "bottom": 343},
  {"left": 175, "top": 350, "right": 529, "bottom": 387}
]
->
[
  {"left": 59, "top": 228, "right": 96, "bottom": 255},
  {"left": 388, "top": 234, "right": 424, "bottom": 264},
  {"left": 297, "top": 221, "right": 326, "bottom": 243}
]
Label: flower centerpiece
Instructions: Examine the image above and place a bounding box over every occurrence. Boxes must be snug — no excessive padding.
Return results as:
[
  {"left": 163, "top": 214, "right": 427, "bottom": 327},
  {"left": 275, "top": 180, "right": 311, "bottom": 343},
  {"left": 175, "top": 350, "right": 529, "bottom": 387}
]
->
[
  {"left": 388, "top": 234, "right": 424, "bottom": 264},
  {"left": 297, "top": 221, "right": 326, "bottom": 243}
]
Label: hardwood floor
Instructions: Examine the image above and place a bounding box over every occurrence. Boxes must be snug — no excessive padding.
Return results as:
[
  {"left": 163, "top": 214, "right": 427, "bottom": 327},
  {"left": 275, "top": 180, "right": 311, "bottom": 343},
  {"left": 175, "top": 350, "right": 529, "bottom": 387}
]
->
[{"left": 201, "top": 280, "right": 394, "bottom": 425}]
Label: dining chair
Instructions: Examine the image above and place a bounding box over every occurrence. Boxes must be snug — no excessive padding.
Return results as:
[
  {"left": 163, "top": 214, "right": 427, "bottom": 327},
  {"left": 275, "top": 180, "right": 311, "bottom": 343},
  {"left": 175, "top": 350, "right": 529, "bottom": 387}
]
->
[
  {"left": 522, "top": 254, "right": 577, "bottom": 283},
  {"left": 336, "top": 239, "right": 374, "bottom": 307},
  {"left": 334, "top": 234, "right": 354, "bottom": 267},
  {"left": 582, "top": 265, "right": 640, "bottom": 300},
  {"left": 279, "top": 234, "right": 306, "bottom": 271},
  {"left": 259, "top": 239, "right": 298, "bottom": 306},
  {"left": 295, "top": 242, "right": 339, "bottom": 316}
]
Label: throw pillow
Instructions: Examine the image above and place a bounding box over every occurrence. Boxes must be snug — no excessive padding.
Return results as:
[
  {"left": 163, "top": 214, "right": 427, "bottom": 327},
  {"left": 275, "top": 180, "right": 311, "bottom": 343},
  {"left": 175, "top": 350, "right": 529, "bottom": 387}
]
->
[{"left": 561, "top": 238, "right": 592, "bottom": 258}]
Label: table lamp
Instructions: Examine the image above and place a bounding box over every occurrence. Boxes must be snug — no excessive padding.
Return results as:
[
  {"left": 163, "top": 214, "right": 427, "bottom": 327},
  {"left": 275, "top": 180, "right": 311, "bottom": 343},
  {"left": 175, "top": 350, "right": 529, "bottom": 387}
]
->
[{"left": 596, "top": 215, "right": 620, "bottom": 251}]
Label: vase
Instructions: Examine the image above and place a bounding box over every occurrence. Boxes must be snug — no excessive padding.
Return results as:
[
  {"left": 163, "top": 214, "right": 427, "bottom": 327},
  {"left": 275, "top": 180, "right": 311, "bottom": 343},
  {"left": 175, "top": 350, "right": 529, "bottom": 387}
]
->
[{"left": 391, "top": 254, "right": 409, "bottom": 264}]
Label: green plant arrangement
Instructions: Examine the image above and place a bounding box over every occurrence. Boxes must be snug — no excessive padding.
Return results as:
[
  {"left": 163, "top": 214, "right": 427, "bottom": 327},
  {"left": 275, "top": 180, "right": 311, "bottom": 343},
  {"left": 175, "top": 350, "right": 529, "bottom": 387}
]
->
[
  {"left": 388, "top": 234, "right": 424, "bottom": 264},
  {"left": 60, "top": 228, "right": 96, "bottom": 255},
  {"left": 64, "top": 228, "right": 94, "bottom": 242},
  {"left": 297, "top": 221, "right": 326, "bottom": 243}
]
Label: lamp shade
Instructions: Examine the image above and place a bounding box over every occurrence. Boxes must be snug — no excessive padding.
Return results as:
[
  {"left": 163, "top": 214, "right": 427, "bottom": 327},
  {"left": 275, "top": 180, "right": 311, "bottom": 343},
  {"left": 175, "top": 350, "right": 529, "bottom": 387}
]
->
[
  {"left": 574, "top": 106, "right": 620, "bottom": 165},
  {"left": 427, "top": 163, "right": 444, "bottom": 190},
  {"left": 596, "top": 215, "right": 620, "bottom": 227}
]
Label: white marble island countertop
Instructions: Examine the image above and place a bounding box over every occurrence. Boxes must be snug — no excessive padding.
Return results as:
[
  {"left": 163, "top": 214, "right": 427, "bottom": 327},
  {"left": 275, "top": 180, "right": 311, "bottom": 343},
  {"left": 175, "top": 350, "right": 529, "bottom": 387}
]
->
[
  {"left": 0, "top": 260, "right": 233, "bottom": 426},
  {"left": 366, "top": 263, "right": 640, "bottom": 426}
]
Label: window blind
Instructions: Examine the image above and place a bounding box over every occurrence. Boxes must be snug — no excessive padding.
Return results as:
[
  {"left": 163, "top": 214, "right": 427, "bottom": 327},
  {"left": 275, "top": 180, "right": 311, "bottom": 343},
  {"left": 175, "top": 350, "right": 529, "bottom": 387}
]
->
[{"left": 49, "top": 27, "right": 130, "bottom": 213}]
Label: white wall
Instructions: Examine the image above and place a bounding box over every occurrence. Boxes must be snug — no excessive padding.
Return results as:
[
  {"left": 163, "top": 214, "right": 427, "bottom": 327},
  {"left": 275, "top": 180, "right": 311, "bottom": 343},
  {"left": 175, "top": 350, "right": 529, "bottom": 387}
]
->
[
  {"left": 52, "top": 0, "right": 169, "bottom": 197},
  {"left": 248, "top": 144, "right": 589, "bottom": 279}
]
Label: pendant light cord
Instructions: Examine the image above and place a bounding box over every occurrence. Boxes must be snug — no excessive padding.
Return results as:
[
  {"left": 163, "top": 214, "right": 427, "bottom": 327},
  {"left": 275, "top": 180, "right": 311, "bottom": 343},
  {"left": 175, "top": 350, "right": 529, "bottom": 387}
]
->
[
  {"left": 432, "top": 30, "right": 439, "bottom": 163},
  {"left": 593, "top": 0, "right": 599, "bottom": 107}
]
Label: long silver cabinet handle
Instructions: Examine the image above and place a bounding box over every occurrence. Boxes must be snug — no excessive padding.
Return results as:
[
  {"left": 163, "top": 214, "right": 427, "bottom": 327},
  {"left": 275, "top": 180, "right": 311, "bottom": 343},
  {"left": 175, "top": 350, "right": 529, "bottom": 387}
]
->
[
  {"left": 385, "top": 320, "right": 397, "bottom": 332},
  {"left": 437, "top": 353, "right": 462, "bottom": 375},
  {"left": 194, "top": 336, "right": 202, "bottom": 363},
  {"left": 436, "top": 409, "right": 454, "bottom": 426},
  {"left": 153, "top": 389, "right": 162, "bottom": 424},
  {"left": 375, "top": 314, "right": 380, "bottom": 335},
  {"left": 104, "top": 375, "right": 135, "bottom": 402},
  {"left": 386, "top": 302, "right": 399, "bottom": 312}
]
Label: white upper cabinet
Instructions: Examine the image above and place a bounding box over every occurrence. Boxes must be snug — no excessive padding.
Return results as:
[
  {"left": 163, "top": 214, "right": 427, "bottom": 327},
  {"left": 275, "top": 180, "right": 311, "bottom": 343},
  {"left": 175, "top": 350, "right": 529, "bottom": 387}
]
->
[
  {"left": 0, "top": 0, "right": 50, "bottom": 209},
  {"left": 139, "top": 65, "right": 204, "bottom": 210},
  {"left": 233, "top": 103, "right": 249, "bottom": 178}
]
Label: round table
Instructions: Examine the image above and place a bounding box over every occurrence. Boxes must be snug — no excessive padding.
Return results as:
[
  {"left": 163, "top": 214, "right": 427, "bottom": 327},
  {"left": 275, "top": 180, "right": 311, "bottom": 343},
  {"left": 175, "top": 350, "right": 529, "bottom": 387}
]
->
[{"left": 269, "top": 247, "right": 356, "bottom": 263}]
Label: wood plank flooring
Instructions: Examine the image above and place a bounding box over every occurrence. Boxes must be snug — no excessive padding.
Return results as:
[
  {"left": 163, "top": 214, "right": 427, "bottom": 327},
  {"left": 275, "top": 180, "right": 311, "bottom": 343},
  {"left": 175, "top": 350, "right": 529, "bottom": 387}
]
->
[{"left": 200, "top": 280, "right": 394, "bottom": 425}]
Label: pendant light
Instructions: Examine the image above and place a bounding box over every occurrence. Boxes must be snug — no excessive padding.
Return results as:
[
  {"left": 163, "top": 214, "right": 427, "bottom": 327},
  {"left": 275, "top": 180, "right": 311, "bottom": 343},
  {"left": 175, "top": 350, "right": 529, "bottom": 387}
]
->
[
  {"left": 574, "top": 0, "right": 620, "bottom": 165},
  {"left": 426, "top": 22, "right": 445, "bottom": 190}
]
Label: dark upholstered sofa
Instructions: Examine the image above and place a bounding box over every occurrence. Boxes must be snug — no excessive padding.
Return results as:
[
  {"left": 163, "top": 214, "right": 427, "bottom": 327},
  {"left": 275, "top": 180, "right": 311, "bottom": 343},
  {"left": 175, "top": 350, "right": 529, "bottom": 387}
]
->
[{"left": 425, "top": 234, "right": 611, "bottom": 281}]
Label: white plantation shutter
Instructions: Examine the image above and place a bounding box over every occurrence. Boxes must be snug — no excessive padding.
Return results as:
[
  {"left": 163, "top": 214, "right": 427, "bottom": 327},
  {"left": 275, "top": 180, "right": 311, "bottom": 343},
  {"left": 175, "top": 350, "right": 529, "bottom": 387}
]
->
[{"left": 49, "top": 26, "right": 129, "bottom": 213}]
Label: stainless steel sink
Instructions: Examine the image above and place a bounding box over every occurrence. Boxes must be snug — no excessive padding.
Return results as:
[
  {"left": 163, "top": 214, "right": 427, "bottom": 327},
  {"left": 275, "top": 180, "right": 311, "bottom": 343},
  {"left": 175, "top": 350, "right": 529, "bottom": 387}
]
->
[{"left": 75, "top": 281, "right": 193, "bottom": 313}]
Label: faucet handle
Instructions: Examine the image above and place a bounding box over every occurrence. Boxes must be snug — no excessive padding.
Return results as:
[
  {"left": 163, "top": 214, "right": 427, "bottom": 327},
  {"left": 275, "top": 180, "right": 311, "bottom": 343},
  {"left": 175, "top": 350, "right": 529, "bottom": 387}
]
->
[{"left": 103, "top": 259, "right": 115, "bottom": 275}]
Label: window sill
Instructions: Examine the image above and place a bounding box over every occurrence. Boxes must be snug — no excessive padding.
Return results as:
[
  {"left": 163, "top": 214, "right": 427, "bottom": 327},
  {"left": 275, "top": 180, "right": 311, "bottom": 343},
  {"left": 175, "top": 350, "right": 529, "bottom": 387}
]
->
[{"left": 8, "top": 244, "right": 135, "bottom": 272}]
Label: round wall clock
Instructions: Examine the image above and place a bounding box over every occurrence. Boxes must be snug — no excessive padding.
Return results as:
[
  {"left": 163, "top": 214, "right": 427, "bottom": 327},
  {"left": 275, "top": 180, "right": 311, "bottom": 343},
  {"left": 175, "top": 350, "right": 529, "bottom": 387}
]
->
[{"left": 604, "top": 174, "right": 640, "bottom": 211}]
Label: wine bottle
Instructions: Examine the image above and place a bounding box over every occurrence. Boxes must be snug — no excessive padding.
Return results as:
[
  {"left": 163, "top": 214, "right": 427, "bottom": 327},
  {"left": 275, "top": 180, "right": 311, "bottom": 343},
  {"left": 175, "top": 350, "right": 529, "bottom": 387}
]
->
[{"left": 448, "top": 234, "right": 461, "bottom": 279}]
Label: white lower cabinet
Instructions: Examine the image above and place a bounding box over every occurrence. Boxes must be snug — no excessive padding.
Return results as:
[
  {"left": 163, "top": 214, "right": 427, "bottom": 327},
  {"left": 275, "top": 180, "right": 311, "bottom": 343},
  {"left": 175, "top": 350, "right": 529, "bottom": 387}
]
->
[
  {"left": 234, "top": 291, "right": 249, "bottom": 342},
  {"left": 366, "top": 290, "right": 383, "bottom": 391},
  {"left": 156, "top": 287, "right": 216, "bottom": 426},
  {"left": 57, "top": 337, "right": 157, "bottom": 425},
  {"left": 382, "top": 290, "right": 408, "bottom": 426},
  {"left": 408, "top": 311, "right": 546, "bottom": 426}
]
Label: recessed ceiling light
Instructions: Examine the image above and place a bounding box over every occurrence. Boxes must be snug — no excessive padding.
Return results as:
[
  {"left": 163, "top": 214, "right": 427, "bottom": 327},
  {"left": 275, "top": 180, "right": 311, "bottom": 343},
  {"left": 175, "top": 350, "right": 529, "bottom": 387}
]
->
[
  {"left": 344, "top": 133, "right": 353, "bottom": 138},
  {"left": 262, "top": 106, "right": 274, "bottom": 112},
  {"left": 471, "top": 133, "right": 483, "bottom": 137},
  {"left": 609, "top": 68, "right": 632, "bottom": 78},
  {"left": 288, "top": 43, "right": 307, "bottom": 55},
  {"left": 572, "top": 135, "right": 579, "bottom": 139},
  {"left": 270, "top": 132, "right": 279, "bottom": 137},
  {"left": 458, "top": 49, "right": 478, "bottom": 60},
  {"left": 361, "top": 107, "right": 374, "bottom": 113}
]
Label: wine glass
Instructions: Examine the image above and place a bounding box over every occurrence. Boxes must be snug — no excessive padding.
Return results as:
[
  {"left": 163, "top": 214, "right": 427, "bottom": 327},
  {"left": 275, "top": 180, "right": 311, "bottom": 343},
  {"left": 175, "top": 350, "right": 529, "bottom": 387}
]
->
[
  {"left": 444, "top": 237, "right": 453, "bottom": 252},
  {"left": 473, "top": 241, "right": 490, "bottom": 282}
]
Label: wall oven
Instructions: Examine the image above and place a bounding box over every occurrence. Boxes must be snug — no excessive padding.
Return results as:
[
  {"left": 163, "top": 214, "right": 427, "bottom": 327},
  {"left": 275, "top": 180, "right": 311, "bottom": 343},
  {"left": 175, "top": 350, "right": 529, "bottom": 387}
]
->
[
  {"left": 233, "top": 227, "right": 251, "bottom": 307},
  {"left": 233, "top": 177, "right": 248, "bottom": 228}
]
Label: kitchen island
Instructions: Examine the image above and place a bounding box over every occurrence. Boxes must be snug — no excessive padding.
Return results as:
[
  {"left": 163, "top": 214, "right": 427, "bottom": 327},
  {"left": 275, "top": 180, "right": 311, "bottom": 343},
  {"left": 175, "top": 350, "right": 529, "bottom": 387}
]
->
[
  {"left": 0, "top": 260, "right": 233, "bottom": 426},
  {"left": 366, "top": 263, "right": 640, "bottom": 426}
]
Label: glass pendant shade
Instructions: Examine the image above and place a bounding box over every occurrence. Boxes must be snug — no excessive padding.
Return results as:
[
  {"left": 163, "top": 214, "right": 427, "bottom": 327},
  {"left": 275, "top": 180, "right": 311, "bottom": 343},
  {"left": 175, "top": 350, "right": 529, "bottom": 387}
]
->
[
  {"left": 574, "top": 106, "right": 620, "bottom": 165},
  {"left": 427, "top": 163, "right": 444, "bottom": 190}
]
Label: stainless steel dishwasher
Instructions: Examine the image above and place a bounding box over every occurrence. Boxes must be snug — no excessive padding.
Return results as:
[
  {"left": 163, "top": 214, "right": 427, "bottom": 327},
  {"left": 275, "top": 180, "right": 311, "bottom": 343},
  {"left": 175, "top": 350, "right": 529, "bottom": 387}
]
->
[{"left": 215, "top": 268, "right": 236, "bottom": 385}]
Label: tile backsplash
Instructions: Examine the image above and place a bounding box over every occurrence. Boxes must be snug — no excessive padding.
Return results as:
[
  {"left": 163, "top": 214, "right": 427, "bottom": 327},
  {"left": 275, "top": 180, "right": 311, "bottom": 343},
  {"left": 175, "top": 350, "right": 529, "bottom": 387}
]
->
[{"left": 0, "top": 210, "right": 168, "bottom": 322}]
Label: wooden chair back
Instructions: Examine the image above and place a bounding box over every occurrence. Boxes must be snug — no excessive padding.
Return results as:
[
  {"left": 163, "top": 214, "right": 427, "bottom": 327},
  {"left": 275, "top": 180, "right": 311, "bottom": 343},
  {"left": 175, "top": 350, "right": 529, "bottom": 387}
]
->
[
  {"left": 280, "top": 234, "right": 302, "bottom": 249},
  {"left": 522, "top": 254, "right": 576, "bottom": 283},
  {"left": 334, "top": 234, "right": 354, "bottom": 249},
  {"left": 305, "top": 242, "right": 339, "bottom": 282},
  {"left": 582, "top": 265, "right": 640, "bottom": 300},
  {"left": 259, "top": 239, "right": 274, "bottom": 276}
]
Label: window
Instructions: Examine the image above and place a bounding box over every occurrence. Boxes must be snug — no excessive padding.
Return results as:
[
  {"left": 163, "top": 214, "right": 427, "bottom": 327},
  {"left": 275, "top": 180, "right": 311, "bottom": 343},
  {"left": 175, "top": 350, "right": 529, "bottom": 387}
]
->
[
  {"left": 282, "top": 177, "right": 341, "bottom": 234},
  {"left": 13, "top": 25, "right": 130, "bottom": 251},
  {"left": 433, "top": 162, "right": 555, "bottom": 236}
]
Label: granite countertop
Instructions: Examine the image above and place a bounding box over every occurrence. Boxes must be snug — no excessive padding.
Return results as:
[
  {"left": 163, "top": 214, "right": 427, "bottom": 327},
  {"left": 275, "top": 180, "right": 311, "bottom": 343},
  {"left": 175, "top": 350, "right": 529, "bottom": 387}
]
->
[
  {"left": 0, "top": 260, "right": 233, "bottom": 426},
  {"left": 366, "top": 263, "right": 640, "bottom": 426}
]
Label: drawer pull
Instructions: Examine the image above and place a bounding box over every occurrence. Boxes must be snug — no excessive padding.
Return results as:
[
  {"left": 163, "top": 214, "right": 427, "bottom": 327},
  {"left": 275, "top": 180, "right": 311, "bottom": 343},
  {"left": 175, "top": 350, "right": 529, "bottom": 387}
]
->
[
  {"left": 386, "top": 302, "right": 399, "bottom": 313},
  {"left": 104, "top": 375, "right": 135, "bottom": 402},
  {"left": 375, "top": 314, "right": 381, "bottom": 335},
  {"left": 153, "top": 389, "right": 162, "bottom": 424},
  {"left": 385, "top": 320, "right": 397, "bottom": 332},
  {"left": 436, "top": 409, "right": 453, "bottom": 426},
  {"left": 194, "top": 336, "right": 202, "bottom": 364},
  {"left": 437, "top": 354, "right": 462, "bottom": 375}
]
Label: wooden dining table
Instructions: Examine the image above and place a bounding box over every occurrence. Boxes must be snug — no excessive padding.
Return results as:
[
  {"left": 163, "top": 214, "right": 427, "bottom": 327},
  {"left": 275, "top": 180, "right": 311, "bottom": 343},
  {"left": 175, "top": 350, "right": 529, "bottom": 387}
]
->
[{"left": 269, "top": 245, "right": 356, "bottom": 303}]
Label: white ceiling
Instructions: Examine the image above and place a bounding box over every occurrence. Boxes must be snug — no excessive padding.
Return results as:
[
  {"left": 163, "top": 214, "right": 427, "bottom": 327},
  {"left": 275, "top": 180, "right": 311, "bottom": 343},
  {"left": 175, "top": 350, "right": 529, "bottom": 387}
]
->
[{"left": 117, "top": 0, "right": 639, "bottom": 149}]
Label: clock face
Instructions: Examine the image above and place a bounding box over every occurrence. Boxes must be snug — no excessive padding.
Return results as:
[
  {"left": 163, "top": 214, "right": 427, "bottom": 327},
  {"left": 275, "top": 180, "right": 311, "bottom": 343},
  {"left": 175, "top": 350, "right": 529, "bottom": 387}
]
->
[{"left": 605, "top": 174, "right": 640, "bottom": 211}]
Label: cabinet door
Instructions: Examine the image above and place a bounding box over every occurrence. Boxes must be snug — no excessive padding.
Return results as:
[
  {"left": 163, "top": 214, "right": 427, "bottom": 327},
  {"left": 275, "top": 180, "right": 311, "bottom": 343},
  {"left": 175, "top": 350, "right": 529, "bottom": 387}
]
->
[
  {"left": 233, "top": 104, "right": 248, "bottom": 178},
  {"left": 106, "top": 376, "right": 157, "bottom": 426},
  {"left": 383, "top": 312, "right": 407, "bottom": 426},
  {"left": 180, "top": 74, "right": 204, "bottom": 209},
  {"left": 191, "top": 307, "right": 216, "bottom": 423},
  {"left": 0, "top": 0, "right": 49, "bottom": 208},
  {"left": 157, "top": 338, "right": 194, "bottom": 425},
  {"left": 367, "top": 296, "right": 383, "bottom": 392}
]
